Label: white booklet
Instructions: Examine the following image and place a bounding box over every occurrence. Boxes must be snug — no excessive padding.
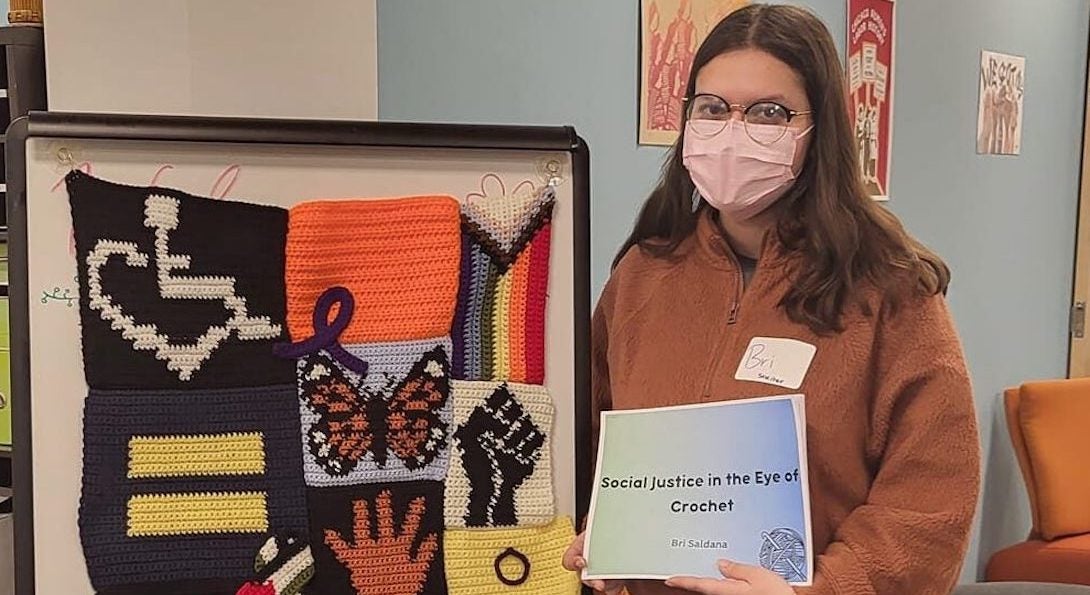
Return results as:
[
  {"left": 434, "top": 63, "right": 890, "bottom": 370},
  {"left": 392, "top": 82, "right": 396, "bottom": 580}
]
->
[{"left": 583, "top": 395, "right": 812, "bottom": 585}]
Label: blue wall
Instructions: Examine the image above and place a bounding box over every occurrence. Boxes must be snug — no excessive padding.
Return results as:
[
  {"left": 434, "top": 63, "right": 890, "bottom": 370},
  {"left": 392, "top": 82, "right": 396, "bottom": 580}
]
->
[{"left": 378, "top": 0, "right": 1090, "bottom": 581}]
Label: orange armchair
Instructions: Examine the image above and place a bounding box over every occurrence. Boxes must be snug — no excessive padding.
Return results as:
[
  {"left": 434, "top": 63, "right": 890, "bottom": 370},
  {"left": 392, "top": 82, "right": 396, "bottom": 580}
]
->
[{"left": 986, "top": 379, "right": 1090, "bottom": 585}]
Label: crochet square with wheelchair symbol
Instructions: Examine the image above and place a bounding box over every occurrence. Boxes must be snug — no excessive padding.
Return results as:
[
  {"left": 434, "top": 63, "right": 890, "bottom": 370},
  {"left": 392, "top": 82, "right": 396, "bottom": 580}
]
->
[
  {"left": 307, "top": 482, "right": 447, "bottom": 595},
  {"left": 77, "top": 384, "right": 308, "bottom": 594},
  {"left": 445, "top": 380, "right": 555, "bottom": 528},
  {"left": 66, "top": 171, "right": 294, "bottom": 389}
]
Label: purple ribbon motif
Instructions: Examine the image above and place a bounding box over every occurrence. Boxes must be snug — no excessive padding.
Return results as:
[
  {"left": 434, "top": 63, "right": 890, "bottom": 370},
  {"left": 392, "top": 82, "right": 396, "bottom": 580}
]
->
[{"left": 273, "top": 286, "right": 369, "bottom": 377}]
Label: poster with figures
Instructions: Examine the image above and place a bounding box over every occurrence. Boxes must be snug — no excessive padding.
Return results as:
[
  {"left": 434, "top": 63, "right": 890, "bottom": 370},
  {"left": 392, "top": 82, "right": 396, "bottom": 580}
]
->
[
  {"left": 977, "top": 50, "right": 1025, "bottom": 156},
  {"left": 847, "top": 0, "right": 895, "bottom": 201},
  {"left": 639, "top": 0, "right": 750, "bottom": 146}
]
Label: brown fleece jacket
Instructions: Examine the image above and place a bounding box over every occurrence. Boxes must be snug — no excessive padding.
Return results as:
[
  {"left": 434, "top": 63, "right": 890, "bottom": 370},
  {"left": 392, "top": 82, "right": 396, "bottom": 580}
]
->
[{"left": 592, "top": 212, "right": 981, "bottom": 595}]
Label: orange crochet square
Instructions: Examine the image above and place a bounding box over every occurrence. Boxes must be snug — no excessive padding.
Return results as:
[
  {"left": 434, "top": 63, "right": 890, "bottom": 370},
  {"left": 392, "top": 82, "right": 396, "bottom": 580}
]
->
[{"left": 286, "top": 197, "right": 461, "bottom": 343}]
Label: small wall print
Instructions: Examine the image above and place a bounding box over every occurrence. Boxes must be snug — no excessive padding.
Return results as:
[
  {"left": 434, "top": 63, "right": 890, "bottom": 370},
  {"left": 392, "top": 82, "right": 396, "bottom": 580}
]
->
[
  {"left": 977, "top": 50, "right": 1025, "bottom": 156},
  {"left": 847, "top": 0, "right": 896, "bottom": 201},
  {"left": 638, "top": 0, "right": 750, "bottom": 146}
]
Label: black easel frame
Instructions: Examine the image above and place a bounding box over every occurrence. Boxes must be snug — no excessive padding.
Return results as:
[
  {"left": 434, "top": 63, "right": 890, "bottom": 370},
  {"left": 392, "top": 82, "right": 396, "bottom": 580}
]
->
[{"left": 4, "top": 111, "right": 592, "bottom": 595}]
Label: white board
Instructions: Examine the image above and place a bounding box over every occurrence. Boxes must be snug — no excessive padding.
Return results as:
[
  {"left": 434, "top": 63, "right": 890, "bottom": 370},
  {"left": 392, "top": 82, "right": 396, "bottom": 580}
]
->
[
  {"left": 43, "top": 0, "right": 378, "bottom": 120},
  {"left": 10, "top": 116, "right": 588, "bottom": 594}
]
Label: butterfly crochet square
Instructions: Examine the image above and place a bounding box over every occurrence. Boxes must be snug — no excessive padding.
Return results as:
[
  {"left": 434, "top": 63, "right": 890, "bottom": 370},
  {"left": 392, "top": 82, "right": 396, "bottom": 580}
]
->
[
  {"left": 307, "top": 482, "right": 447, "bottom": 595},
  {"left": 67, "top": 171, "right": 293, "bottom": 389},
  {"left": 298, "top": 337, "right": 455, "bottom": 487},
  {"left": 285, "top": 197, "right": 461, "bottom": 344},
  {"left": 78, "top": 385, "right": 308, "bottom": 594},
  {"left": 443, "top": 516, "right": 580, "bottom": 594},
  {"left": 445, "top": 381, "right": 555, "bottom": 528},
  {"left": 452, "top": 187, "right": 554, "bottom": 384}
]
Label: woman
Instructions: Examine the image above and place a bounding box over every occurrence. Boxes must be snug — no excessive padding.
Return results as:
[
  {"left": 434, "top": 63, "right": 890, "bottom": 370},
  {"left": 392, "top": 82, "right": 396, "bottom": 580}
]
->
[{"left": 563, "top": 4, "right": 980, "bottom": 594}]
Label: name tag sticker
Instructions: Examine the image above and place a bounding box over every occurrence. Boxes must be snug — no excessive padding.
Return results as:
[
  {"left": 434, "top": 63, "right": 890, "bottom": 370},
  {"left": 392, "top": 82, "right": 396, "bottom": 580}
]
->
[{"left": 734, "top": 337, "right": 816, "bottom": 390}]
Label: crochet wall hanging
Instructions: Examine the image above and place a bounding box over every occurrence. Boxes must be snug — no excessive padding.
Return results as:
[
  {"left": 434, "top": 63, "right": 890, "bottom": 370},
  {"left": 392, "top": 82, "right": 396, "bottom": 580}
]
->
[{"left": 7, "top": 113, "right": 591, "bottom": 595}]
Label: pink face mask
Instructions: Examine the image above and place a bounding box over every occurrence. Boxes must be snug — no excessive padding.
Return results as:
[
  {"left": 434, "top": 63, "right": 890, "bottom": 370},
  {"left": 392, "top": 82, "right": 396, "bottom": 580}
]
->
[{"left": 682, "top": 119, "right": 812, "bottom": 220}]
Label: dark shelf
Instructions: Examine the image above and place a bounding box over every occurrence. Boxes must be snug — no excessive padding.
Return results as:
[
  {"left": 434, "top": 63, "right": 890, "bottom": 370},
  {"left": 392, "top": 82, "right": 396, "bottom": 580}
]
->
[
  {"left": 0, "top": 27, "right": 41, "bottom": 47},
  {"left": 0, "top": 24, "right": 45, "bottom": 472}
]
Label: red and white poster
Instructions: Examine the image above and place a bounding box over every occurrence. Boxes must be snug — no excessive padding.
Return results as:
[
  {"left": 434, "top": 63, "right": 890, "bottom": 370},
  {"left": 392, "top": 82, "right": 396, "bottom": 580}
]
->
[{"left": 847, "top": 0, "right": 894, "bottom": 200}]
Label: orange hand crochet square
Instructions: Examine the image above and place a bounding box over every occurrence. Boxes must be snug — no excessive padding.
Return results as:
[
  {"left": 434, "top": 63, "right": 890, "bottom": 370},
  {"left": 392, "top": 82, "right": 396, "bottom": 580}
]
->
[{"left": 285, "top": 197, "right": 462, "bottom": 343}]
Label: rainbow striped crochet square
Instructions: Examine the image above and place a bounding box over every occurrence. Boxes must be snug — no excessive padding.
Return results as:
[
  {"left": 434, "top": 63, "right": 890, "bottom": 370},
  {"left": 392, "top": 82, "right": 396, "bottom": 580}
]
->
[
  {"left": 285, "top": 197, "right": 461, "bottom": 344},
  {"left": 445, "top": 381, "right": 555, "bottom": 528},
  {"left": 66, "top": 170, "right": 293, "bottom": 389},
  {"left": 298, "top": 337, "right": 454, "bottom": 487},
  {"left": 307, "top": 482, "right": 446, "bottom": 595},
  {"left": 452, "top": 185, "right": 554, "bottom": 384},
  {"left": 444, "top": 516, "right": 580, "bottom": 594},
  {"left": 78, "top": 385, "right": 308, "bottom": 594}
]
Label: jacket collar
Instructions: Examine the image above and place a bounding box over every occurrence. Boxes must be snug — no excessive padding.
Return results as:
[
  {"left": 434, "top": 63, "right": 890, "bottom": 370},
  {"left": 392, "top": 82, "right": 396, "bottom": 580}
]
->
[{"left": 693, "top": 208, "right": 791, "bottom": 271}]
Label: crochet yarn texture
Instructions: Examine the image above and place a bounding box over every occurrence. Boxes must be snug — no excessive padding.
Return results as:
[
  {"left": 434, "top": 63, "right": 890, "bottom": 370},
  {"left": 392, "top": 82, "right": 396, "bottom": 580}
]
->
[
  {"left": 78, "top": 385, "right": 307, "bottom": 594},
  {"left": 445, "top": 381, "right": 555, "bottom": 528},
  {"left": 307, "top": 482, "right": 446, "bottom": 595},
  {"left": 443, "top": 516, "right": 580, "bottom": 594},
  {"left": 285, "top": 197, "right": 461, "bottom": 344},
  {"left": 66, "top": 170, "right": 293, "bottom": 389},
  {"left": 298, "top": 337, "right": 454, "bottom": 487},
  {"left": 452, "top": 186, "right": 554, "bottom": 384},
  {"left": 235, "top": 532, "right": 315, "bottom": 595}
]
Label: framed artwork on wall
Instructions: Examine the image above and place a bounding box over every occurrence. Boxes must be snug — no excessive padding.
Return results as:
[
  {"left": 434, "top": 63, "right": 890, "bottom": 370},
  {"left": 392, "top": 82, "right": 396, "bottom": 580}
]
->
[
  {"left": 638, "top": 0, "right": 750, "bottom": 146},
  {"left": 847, "top": 0, "right": 895, "bottom": 201}
]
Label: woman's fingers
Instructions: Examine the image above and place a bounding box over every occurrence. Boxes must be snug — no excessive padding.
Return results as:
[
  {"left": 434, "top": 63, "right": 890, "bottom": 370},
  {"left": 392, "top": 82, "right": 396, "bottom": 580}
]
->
[
  {"left": 584, "top": 579, "right": 627, "bottom": 594},
  {"left": 564, "top": 532, "right": 625, "bottom": 593},
  {"left": 664, "top": 576, "right": 748, "bottom": 594},
  {"left": 562, "top": 532, "right": 587, "bottom": 571}
]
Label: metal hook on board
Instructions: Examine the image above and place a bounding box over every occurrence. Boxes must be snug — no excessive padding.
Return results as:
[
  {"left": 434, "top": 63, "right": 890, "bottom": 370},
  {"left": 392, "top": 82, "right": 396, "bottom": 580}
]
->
[
  {"left": 50, "top": 146, "right": 93, "bottom": 192},
  {"left": 56, "top": 146, "right": 74, "bottom": 168},
  {"left": 535, "top": 156, "right": 566, "bottom": 188},
  {"left": 48, "top": 142, "right": 88, "bottom": 172}
]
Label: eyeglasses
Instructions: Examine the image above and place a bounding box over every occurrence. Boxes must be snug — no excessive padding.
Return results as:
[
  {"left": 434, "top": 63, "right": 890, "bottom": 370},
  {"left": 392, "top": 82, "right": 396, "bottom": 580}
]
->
[{"left": 684, "top": 93, "right": 813, "bottom": 144}]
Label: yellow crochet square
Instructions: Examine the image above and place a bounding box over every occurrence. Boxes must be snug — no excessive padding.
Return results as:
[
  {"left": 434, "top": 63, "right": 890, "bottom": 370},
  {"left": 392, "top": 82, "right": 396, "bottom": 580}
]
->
[{"left": 444, "top": 516, "right": 580, "bottom": 594}]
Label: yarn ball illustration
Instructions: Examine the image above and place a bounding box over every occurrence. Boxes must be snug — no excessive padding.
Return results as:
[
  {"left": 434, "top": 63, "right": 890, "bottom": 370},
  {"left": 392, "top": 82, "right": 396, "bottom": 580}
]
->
[{"left": 758, "top": 528, "right": 806, "bottom": 582}]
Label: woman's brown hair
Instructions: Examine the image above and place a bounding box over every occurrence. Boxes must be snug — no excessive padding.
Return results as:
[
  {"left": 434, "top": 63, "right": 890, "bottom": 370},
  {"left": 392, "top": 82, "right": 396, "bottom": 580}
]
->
[{"left": 617, "top": 3, "right": 949, "bottom": 334}]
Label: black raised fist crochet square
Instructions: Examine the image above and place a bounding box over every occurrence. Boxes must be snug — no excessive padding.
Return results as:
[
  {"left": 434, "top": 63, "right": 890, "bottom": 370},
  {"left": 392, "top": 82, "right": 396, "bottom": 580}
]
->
[{"left": 67, "top": 171, "right": 294, "bottom": 389}]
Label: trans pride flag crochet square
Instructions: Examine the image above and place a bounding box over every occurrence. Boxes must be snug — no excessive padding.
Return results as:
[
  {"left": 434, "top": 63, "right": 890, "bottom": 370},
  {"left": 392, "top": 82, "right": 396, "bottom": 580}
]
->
[{"left": 452, "top": 185, "right": 555, "bottom": 384}]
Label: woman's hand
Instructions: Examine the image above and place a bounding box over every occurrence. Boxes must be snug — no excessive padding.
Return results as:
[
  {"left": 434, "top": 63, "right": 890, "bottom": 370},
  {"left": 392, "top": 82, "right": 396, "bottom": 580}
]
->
[
  {"left": 665, "top": 560, "right": 793, "bottom": 594},
  {"left": 562, "top": 532, "right": 626, "bottom": 594}
]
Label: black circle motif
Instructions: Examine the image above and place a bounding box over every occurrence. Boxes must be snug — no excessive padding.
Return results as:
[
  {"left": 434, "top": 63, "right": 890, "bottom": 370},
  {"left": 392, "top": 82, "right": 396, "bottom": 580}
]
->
[
  {"left": 494, "top": 547, "right": 531, "bottom": 586},
  {"left": 758, "top": 528, "right": 806, "bottom": 582}
]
